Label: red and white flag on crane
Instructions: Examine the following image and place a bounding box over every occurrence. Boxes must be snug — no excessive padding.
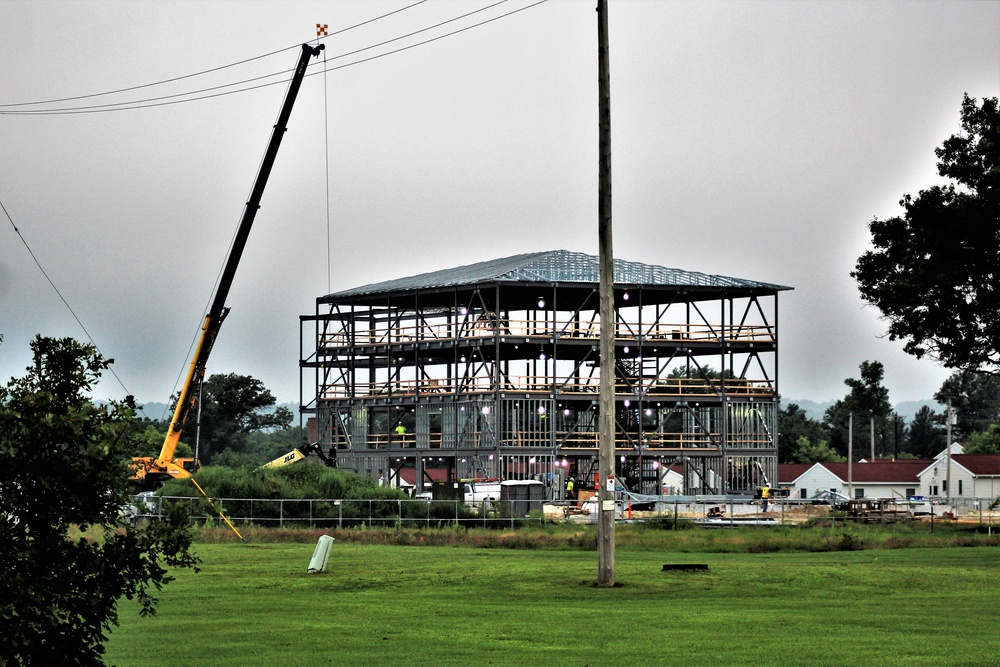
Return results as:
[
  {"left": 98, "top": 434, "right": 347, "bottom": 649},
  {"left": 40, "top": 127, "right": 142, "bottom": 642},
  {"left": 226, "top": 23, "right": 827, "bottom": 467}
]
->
[{"left": 316, "top": 23, "right": 328, "bottom": 38}]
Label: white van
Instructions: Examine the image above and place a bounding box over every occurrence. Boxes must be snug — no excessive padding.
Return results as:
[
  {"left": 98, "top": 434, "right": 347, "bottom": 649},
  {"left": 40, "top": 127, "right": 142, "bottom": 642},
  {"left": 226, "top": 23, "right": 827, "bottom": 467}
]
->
[{"left": 463, "top": 480, "right": 501, "bottom": 503}]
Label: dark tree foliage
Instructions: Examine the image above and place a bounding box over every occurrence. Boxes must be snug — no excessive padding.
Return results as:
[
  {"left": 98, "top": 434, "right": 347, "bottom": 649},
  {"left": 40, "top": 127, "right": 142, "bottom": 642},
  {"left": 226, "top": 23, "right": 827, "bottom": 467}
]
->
[
  {"left": 934, "top": 370, "right": 1000, "bottom": 439},
  {"left": 906, "top": 405, "right": 947, "bottom": 459},
  {"left": 189, "top": 373, "right": 293, "bottom": 464},
  {"left": 0, "top": 336, "right": 199, "bottom": 666},
  {"left": 246, "top": 425, "right": 309, "bottom": 464},
  {"left": 853, "top": 95, "right": 1000, "bottom": 375},
  {"left": 789, "top": 436, "right": 845, "bottom": 464},
  {"left": 777, "top": 402, "right": 827, "bottom": 463},
  {"left": 822, "top": 361, "right": 897, "bottom": 459},
  {"left": 964, "top": 424, "right": 1000, "bottom": 454}
]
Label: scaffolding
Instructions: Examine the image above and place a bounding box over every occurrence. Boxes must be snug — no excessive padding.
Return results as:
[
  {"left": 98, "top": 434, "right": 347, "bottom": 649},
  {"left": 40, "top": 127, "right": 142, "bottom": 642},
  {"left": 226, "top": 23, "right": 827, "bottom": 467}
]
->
[{"left": 300, "top": 250, "right": 791, "bottom": 496}]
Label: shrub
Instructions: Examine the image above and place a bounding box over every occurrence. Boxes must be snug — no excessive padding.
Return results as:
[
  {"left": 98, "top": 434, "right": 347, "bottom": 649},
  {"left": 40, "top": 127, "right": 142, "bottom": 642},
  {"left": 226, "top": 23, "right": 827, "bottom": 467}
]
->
[{"left": 158, "top": 462, "right": 407, "bottom": 503}]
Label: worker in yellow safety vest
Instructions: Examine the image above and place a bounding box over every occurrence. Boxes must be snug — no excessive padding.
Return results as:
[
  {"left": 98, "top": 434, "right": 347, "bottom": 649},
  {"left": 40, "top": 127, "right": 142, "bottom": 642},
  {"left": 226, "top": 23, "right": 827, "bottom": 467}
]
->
[
  {"left": 565, "top": 478, "right": 575, "bottom": 500},
  {"left": 761, "top": 485, "right": 770, "bottom": 512}
]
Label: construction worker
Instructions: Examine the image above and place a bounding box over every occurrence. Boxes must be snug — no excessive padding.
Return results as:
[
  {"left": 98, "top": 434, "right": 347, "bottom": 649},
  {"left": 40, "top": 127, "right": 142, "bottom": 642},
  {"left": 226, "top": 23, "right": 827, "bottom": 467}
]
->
[
  {"left": 565, "top": 478, "right": 575, "bottom": 501},
  {"left": 761, "top": 484, "right": 770, "bottom": 512}
]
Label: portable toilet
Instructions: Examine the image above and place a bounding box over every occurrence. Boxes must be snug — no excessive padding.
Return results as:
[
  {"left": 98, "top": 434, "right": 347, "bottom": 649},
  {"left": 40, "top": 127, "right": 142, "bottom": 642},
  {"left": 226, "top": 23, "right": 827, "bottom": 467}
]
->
[{"left": 500, "top": 480, "right": 545, "bottom": 517}]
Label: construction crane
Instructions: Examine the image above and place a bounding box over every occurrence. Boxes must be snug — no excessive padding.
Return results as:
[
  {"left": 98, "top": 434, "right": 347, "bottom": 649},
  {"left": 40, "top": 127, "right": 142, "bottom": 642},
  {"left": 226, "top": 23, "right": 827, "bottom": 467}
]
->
[{"left": 131, "top": 43, "right": 324, "bottom": 489}]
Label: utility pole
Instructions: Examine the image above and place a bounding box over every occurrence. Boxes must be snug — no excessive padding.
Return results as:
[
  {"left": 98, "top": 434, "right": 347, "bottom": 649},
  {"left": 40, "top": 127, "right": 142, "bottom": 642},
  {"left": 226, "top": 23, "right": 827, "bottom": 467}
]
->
[
  {"left": 847, "top": 412, "right": 853, "bottom": 500},
  {"left": 870, "top": 415, "right": 875, "bottom": 461},
  {"left": 946, "top": 399, "right": 953, "bottom": 503},
  {"left": 596, "top": 0, "right": 616, "bottom": 587}
]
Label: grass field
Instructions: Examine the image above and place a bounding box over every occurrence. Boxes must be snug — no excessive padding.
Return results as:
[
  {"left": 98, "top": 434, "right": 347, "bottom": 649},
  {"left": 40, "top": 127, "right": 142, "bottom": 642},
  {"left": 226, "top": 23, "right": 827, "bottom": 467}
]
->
[{"left": 104, "top": 528, "right": 1000, "bottom": 667}]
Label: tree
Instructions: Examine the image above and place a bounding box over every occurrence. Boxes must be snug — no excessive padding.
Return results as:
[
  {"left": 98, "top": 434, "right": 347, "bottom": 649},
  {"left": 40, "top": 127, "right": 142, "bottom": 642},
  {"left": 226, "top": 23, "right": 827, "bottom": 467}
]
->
[
  {"left": 823, "top": 361, "right": 897, "bottom": 459},
  {"left": 790, "top": 436, "right": 845, "bottom": 464},
  {"left": 906, "top": 405, "right": 947, "bottom": 458},
  {"left": 777, "top": 402, "right": 827, "bottom": 463},
  {"left": 853, "top": 95, "right": 1000, "bottom": 375},
  {"left": 246, "top": 424, "right": 308, "bottom": 463},
  {"left": 964, "top": 424, "right": 1000, "bottom": 454},
  {"left": 0, "top": 336, "right": 198, "bottom": 666},
  {"left": 934, "top": 371, "right": 1000, "bottom": 439},
  {"left": 134, "top": 423, "right": 193, "bottom": 459},
  {"left": 844, "top": 360, "right": 893, "bottom": 419},
  {"left": 193, "top": 373, "right": 293, "bottom": 464}
]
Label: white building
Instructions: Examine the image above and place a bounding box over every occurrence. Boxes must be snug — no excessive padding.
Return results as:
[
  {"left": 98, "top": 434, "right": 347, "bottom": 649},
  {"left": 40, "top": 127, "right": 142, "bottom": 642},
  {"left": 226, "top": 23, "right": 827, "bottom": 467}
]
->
[
  {"left": 918, "top": 454, "right": 1000, "bottom": 499},
  {"left": 783, "top": 460, "right": 930, "bottom": 500}
]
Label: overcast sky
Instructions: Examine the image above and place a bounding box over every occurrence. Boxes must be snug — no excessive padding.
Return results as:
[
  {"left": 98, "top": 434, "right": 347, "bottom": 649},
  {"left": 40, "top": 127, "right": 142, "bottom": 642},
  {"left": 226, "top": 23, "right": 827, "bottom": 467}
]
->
[{"left": 1, "top": 0, "right": 997, "bottom": 418}]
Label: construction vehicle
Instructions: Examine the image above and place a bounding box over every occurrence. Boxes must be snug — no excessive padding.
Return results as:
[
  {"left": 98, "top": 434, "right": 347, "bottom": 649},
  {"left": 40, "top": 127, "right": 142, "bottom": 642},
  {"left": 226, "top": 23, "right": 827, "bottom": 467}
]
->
[
  {"left": 462, "top": 478, "right": 501, "bottom": 504},
  {"left": 131, "top": 43, "right": 325, "bottom": 489},
  {"left": 261, "top": 442, "right": 332, "bottom": 469}
]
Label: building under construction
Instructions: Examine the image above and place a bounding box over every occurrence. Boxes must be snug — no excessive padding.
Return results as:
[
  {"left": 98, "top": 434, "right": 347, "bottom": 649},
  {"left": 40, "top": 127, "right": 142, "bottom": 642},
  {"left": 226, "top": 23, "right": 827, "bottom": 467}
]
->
[{"left": 299, "top": 250, "right": 792, "bottom": 498}]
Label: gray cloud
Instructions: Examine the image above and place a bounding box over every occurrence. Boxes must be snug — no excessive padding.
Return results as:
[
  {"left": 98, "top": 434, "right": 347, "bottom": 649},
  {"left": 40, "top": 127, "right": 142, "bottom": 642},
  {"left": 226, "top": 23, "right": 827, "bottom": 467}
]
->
[{"left": 2, "top": 1, "right": 996, "bottom": 411}]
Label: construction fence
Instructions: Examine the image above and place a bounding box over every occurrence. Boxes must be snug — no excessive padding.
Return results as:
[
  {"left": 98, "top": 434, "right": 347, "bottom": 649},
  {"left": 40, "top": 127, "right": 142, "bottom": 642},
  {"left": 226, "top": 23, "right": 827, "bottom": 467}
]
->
[{"left": 128, "top": 494, "right": 1000, "bottom": 530}]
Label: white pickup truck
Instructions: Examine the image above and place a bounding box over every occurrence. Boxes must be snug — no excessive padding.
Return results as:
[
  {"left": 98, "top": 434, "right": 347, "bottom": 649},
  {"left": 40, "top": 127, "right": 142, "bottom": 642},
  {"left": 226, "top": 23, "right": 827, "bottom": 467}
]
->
[{"left": 463, "top": 481, "right": 501, "bottom": 503}]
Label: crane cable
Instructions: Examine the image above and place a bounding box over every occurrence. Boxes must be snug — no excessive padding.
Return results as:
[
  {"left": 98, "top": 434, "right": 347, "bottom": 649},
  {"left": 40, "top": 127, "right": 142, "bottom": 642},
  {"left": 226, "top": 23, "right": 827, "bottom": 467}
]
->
[
  {"left": 0, "top": 0, "right": 547, "bottom": 116},
  {"left": 0, "top": 0, "right": 429, "bottom": 111},
  {"left": 322, "top": 37, "right": 332, "bottom": 296},
  {"left": 2, "top": 0, "right": 549, "bottom": 413}
]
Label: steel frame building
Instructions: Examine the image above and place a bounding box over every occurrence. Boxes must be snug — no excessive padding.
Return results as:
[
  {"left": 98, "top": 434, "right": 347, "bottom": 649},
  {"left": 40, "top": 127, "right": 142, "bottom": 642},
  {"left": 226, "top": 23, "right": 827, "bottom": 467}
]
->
[{"left": 299, "top": 250, "right": 792, "bottom": 497}]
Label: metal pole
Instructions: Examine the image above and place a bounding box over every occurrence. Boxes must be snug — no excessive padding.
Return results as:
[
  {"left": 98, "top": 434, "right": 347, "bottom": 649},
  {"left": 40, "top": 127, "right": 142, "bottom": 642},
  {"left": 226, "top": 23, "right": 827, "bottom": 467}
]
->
[{"left": 596, "top": 0, "right": 616, "bottom": 589}]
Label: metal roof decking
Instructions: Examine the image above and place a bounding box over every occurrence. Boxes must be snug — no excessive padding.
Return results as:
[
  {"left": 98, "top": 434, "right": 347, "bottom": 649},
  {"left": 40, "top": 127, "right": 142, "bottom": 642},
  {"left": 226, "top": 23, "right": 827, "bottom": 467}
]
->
[{"left": 322, "top": 250, "right": 792, "bottom": 300}]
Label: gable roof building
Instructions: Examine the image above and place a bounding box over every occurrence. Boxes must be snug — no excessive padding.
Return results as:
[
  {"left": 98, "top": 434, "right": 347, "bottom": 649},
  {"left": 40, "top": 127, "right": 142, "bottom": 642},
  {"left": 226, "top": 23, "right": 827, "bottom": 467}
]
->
[
  {"left": 786, "top": 460, "right": 931, "bottom": 500},
  {"left": 778, "top": 463, "right": 812, "bottom": 488},
  {"left": 918, "top": 454, "right": 1000, "bottom": 499}
]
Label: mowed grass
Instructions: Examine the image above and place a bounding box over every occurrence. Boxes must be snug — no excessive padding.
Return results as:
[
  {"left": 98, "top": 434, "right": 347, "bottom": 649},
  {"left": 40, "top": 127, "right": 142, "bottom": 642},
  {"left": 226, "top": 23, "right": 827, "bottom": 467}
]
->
[{"left": 105, "top": 537, "right": 1000, "bottom": 667}]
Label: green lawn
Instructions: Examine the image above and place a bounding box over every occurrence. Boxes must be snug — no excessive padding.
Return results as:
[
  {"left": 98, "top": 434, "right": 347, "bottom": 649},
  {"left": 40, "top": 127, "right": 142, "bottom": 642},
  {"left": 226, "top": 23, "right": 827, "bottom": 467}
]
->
[{"left": 105, "top": 539, "right": 1000, "bottom": 667}]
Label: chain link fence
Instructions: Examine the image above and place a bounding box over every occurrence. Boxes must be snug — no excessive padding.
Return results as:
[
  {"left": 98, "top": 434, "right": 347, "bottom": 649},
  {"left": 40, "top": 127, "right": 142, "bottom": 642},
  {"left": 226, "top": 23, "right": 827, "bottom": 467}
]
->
[{"left": 128, "top": 494, "right": 1000, "bottom": 529}]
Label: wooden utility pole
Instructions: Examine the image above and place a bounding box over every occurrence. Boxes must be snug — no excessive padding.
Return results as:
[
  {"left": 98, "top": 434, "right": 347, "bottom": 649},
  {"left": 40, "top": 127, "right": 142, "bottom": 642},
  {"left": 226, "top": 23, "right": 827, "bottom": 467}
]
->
[
  {"left": 870, "top": 415, "right": 875, "bottom": 461},
  {"left": 596, "top": 0, "right": 616, "bottom": 587},
  {"left": 847, "top": 413, "right": 853, "bottom": 500},
  {"left": 946, "top": 399, "right": 953, "bottom": 503}
]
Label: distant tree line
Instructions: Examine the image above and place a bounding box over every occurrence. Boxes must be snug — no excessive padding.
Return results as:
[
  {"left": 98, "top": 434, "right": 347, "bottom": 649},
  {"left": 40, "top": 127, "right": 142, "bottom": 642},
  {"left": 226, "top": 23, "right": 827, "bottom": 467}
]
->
[{"left": 780, "top": 361, "right": 1000, "bottom": 463}]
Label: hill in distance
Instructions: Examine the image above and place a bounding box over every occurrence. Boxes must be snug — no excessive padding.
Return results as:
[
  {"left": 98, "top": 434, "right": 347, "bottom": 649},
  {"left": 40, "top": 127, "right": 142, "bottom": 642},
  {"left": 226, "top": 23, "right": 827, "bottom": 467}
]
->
[
  {"left": 134, "top": 401, "right": 300, "bottom": 423},
  {"left": 783, "top": 398, "right": 944, "bottom": 423}
]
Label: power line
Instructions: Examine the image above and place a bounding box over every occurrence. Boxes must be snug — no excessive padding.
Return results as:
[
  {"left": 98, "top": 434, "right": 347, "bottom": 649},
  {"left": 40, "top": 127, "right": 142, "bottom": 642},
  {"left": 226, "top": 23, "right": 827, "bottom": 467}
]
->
[
  {"left": 314, "top": 0, "right": 545, "bottom": 74},
  {"left": 0, "top": 197, "right": 145, "bottom": 414},
  {"left": 0, "top": 0, "right": 548, "bottom": 409},
  {"left": 0, "top": 0, "right": 429, "bottom": 110},
  {"left": 1, "top": 67, "right": 298, "bottom": 116},
  {"left": 0, "top": 0, "right": 547, "bottom": 117}
]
